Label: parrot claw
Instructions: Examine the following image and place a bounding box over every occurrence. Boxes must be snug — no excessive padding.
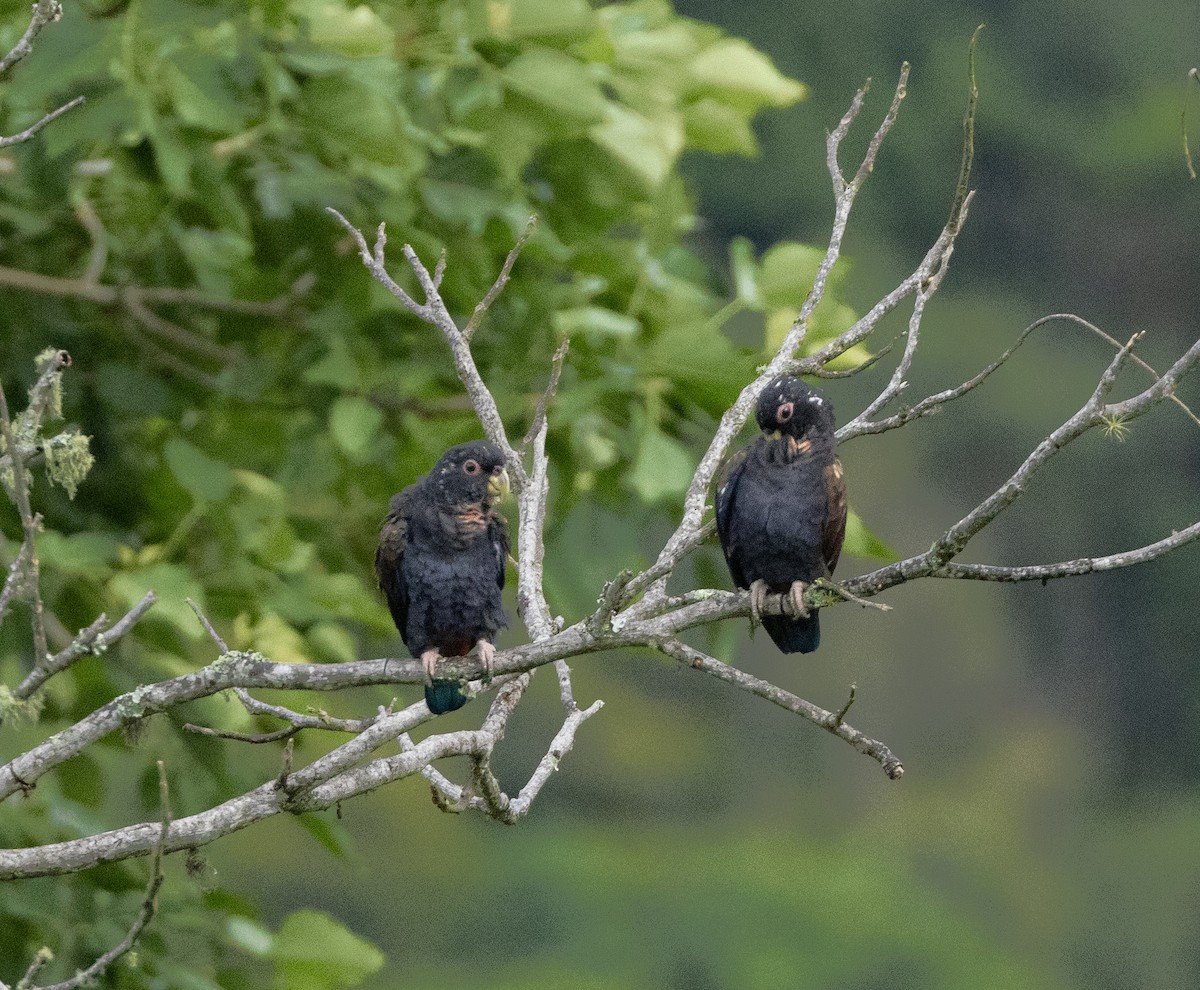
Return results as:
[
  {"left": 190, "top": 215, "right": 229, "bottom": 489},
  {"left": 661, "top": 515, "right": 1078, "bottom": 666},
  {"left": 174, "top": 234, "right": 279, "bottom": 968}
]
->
[
  {"left": 420, "top": 648, "right": 441, "bottom": 687},
  {"left": 749, "top": 579, "right": 770, "bottom": 625},
  {"left": 476, "top": 640, "right": 495, "bottom": 682},
  {"left": 787, "top": 580, "right": 811, "bottom": 619}
]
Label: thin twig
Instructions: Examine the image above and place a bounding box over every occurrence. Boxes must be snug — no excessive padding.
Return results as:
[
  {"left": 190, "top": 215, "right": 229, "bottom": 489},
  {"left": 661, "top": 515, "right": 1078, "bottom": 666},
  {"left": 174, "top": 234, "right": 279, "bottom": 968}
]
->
[
  {"left": 0, "top": 0, "right": 62, "bottom": 76},
  {"left": 21, "top": 761, "right": 171, "bottom": 990},
  {"left": 0, "top": 96, "right": 84, "bottom": 149},
  {"left": 73, "top": 199, "right": 108, "bottom": 286},
  {"left": 463, "top": 215, "right": 537, "bottom": 341},
  {"left": 1184, "top": 67, "right": 1199, "bottom": 181},
  {"left": 0, "top": 384, "right": 49, "bottom": 669},
  {"left": 183, "top": 722, "right": 302, "bottom": 744},
  {"left": 12, "top": 592, "right": 157, "bottom": 702},
  {"left": 660, "top": 641, "right": 903, "bottom": 779},
  {"left": 521, "top": 337, "right": 569, "bottom": 452},
  {"left": 185, "top": 596, "right": 228, "bottom": 651}
]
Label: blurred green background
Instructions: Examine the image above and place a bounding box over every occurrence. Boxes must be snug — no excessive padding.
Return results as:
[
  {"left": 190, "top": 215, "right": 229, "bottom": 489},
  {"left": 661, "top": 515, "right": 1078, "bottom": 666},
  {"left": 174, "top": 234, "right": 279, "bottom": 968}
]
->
[{"left": 1, "top": 0, "right": 1198, "bottom": 988}]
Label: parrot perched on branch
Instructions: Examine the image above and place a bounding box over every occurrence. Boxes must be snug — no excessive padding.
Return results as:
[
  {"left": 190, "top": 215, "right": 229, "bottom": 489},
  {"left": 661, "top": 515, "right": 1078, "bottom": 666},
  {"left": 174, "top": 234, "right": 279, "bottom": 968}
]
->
[
  {"left": 715, "top": 376, "right": 847, "bottom": 654},
  {"left": 376, "top": 441, "right": 510, "bottom": 713}
]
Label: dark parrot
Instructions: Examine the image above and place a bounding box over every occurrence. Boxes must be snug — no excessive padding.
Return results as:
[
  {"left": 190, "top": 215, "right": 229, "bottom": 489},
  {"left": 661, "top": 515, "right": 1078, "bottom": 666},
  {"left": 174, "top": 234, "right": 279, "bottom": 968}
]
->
[
  {"left": 375, "top": 441, "right": 511, "bottom": 714},
  {"left": 715, "top": 376, "right": 848, "bottom": 654}
]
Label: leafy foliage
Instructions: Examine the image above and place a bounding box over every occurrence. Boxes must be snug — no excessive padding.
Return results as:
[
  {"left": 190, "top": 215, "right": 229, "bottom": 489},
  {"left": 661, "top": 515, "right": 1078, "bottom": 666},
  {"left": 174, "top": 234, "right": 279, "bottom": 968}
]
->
[{"left": 0, "top": 0, "right": 873, "bottom": 985}]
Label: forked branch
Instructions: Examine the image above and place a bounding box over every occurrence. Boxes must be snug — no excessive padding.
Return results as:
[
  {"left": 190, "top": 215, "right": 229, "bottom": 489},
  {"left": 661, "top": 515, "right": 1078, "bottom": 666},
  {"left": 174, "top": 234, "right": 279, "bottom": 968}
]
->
[{"left": 3, "top": 64, "right": 1198, "bottom": 898}]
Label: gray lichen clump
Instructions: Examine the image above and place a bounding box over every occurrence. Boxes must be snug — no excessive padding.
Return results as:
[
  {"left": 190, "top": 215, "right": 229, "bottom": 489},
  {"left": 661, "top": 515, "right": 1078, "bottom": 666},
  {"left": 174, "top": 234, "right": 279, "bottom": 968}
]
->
[
  {"left": 211, "top": 650, "right": 268, "bottom": 675},
  {"left": 42, "top": 429, "right": 94, "bottom": 500}
]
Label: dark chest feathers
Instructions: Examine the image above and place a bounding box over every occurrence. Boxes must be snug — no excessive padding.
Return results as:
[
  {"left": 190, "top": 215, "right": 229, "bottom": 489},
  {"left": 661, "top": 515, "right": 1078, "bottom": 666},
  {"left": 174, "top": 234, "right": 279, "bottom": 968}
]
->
[
  {"left": 718, "top": 434, "right": 845, "bottom": 588},
  {"left": 402, "top": 505, "right": 507, "bottom": 646}
]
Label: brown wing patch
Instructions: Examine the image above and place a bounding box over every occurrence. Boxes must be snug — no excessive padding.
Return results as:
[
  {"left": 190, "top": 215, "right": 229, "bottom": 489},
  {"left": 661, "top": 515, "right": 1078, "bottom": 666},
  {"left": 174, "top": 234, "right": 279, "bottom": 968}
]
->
[
  {"left": 375, "top": 501, "right": 409, "bottom": 589},
  {"left": 822, "top": 458, "right": 848, "bottom": 574}
]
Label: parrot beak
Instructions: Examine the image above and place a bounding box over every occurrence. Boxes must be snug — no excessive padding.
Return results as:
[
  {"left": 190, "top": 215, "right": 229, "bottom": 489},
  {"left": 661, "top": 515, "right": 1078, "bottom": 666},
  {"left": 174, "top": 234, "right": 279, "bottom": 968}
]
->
[
  {"left": 488, "top": 467, "right": 511, "bottom": 502},
  {"left": 771, "top": 430, "right": 783, "bottom": 440}
]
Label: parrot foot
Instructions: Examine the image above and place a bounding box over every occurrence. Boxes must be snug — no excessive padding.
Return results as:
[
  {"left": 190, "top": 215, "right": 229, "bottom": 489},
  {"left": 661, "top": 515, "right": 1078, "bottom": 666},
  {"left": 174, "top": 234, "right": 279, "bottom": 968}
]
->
[
  {"left": 420, "top": 648, "right": 442, "bottom": 687},
  {"left": 476, "top": 639, "right": 495, "bottom": 682},
  {"left": 749, "top": 580, "right": 770, "bottom": 625},
  {"left": 786, "top": 580, "right": 811, "bottom": 619}
]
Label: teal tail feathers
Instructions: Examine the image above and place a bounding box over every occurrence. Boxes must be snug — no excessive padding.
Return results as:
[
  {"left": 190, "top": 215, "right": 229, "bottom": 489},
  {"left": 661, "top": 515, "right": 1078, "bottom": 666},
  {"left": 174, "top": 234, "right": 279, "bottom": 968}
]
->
[{"left": 425, "top": 679, "right": 469, "bottom": 714}]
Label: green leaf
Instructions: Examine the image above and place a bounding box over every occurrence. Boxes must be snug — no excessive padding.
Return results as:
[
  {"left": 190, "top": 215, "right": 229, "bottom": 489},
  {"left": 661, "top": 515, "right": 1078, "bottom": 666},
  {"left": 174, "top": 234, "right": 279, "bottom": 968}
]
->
[
  {"left": 501, "top": 48, "right": 608, "bottom": 123},
  {"left": 304, "top": 3, "right": 394, "bottom": 57},
  {"left": 843, "top": 508, "right": 897, "bottom": 562},
  {"left": 299, "top": 572, "right": 393, "bottom": 632},
  {"left": 254, "top": 519, "right": 314, "bottom": 574},
  {"left": 589, "top": 102, "right": 683, "bottom": 188},
  {"left": 307, "top": 621, "right": 358, "bottom": 662},
  {"left": 685, "top": 96, "right": 759, "bottom": 155},
  {"left": 476, "top": 0, "right": 595, "bottom": 39},
  {"left": 328, "top": 396, "right": 384, "bottom": 460},
  {"left": 270, "top": 909, "right": 384, "bottom": 990},
  {"left": 758, "top": 241, "right": 824, "bottom": 309},
  {"left": 728, "top": 236, "right": 761, "bottom": 308},
  {"left": 248, "top": 611, "right": 310, "bottom": 663},
  {"left": 419, "top": 178, "right": 508, "bottom": 233},
  {"left": 43, "top": 88, "right": 136, "bottom": 158},
  {"left": 553, "top": 306, "right": 641, "bottom": 339},
  {"left": 164, "top": 438, "right": 234, "bottom": 503},
  {"left": 175, "top": 226, "right": 254, "bottom": 296},
  {"left": 303, "top": 74, "right": 423, "bottom": 170},
  {"left": 227, "top": 916, "right": 273, "bottom": 957},
  {"left": 296, "top": 812, "right": 358, "bottom": 860},
  {"left": 109, "top": 563, "right": 207, "bottom": 639},
  {"left": 37, "top": 531, "right": 122, "bottom": 578},
  {"left": 145, "top": 116, "right": 193, "bottom": 196},
  {"left": 162, "top": 56, "right": 246, "bottom": 132},
  {"left": 304, "top": 338, "right": 359, "bottom": 389},
  {"left": 688, "top": 38, "right": 807, "bottom": 111},
  {"left": 570, "top": 413, "right": 620, "bottom": 472},
  {"left": 627, "top": 425, "right": 694, "bottom": 505}
]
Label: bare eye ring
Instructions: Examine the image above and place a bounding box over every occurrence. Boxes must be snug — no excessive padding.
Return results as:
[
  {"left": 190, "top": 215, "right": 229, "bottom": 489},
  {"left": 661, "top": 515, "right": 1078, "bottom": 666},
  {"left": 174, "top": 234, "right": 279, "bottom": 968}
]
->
[
  {"left": 776, "top": 401, "right": 794, "bottom": 423},
  {"left": 463, "top": 460, "right": 481, "bottom": 475}
]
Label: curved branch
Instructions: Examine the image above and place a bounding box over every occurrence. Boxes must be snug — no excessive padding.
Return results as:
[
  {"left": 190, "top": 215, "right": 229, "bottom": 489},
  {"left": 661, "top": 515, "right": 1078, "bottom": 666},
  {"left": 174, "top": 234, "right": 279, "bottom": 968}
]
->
[{"left": 660, "top": 640, "right": 903, "bottom": 779}]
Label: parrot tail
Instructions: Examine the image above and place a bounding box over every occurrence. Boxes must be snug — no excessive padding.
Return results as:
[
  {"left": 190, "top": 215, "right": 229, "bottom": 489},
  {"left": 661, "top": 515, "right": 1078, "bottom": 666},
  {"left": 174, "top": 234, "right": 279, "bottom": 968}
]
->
[
  {"left": 425, "top": 679, "right": 470, "bottom": 714},
  {"left": 762, "top": 612, "right": 820, "bottom": 654}
]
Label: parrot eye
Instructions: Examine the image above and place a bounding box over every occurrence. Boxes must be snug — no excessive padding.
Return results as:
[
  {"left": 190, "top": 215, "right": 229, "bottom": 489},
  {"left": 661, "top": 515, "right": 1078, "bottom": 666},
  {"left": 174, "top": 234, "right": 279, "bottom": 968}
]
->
[
  {"left": 776, "top": 401, "right": 794, "bottom": 423},
  {"left": 462, "top": 460, "right": 482, "bottom": 475}
]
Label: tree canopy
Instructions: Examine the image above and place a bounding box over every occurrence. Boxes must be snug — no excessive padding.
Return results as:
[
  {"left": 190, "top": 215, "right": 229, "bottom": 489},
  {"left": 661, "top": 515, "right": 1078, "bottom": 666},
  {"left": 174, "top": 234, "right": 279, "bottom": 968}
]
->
[{"left": 2, "top": 2, "right": 1198, "bottom": 989}]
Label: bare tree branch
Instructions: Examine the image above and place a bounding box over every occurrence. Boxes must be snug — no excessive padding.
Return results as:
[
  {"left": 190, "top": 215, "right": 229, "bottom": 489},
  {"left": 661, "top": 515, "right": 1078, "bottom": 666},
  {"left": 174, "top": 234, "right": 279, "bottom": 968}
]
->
[
  {"left": 10, "top": 591, "right": 157, "bottom": 704},
  {"left": 3, "top": 64, "right": 1197, "bottom": 895},
  {"left": 0, "top": 95, "right": 83, "bottom": 149},
  {"left": 659, "top": 641, "right": 903, "bottom": 779},
  {"left": 0, "top": 0, "right": 62, "bottom": 76},
  {"left": 463, "top": 215, "right": 537, "bottom": 341},
  {"left": 0, "top": 262, "right": 306, "bottom": 390},
  {"left": 0, "top": 383, "right": 49, "bottom": 669}
]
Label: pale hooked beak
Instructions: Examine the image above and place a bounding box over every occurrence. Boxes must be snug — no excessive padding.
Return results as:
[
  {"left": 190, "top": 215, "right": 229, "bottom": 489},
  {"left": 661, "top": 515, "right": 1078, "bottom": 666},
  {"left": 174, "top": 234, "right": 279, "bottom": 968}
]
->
[{"left": 487, "top": 466, "right": 511, "bottom": 501}]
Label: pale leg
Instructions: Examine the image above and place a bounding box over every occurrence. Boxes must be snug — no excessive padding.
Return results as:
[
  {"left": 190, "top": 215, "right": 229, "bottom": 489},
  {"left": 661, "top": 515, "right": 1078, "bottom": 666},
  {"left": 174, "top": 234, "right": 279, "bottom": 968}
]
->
[
  {"left": 476, "top": 639, "right": 495, "bottom": 681},
  {"left": 787, "top": 580, "right": 810, "bottom": 619},
  {"left": 749, "top": 579, "right": 770, "bottom": 624},
  {"left": 421, "top": 648, "right": 441, "bottom": 686}
]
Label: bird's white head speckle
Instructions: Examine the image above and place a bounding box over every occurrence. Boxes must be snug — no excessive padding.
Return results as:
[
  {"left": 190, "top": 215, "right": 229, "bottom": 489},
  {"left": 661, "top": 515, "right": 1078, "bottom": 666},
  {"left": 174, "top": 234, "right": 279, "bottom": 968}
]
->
[{"left": 808, "top": 395, "right": 823, "bottom": 405}]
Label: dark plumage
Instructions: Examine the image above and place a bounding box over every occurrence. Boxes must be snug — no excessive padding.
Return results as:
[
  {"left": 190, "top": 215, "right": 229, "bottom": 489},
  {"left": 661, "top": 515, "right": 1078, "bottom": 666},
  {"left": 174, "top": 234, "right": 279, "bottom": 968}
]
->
[
  {"left": 715, "top": 376, "right": 847, "bottom": 653},
  {"left": 375, "top": 441, "right": 510, "bottom": 713}
]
